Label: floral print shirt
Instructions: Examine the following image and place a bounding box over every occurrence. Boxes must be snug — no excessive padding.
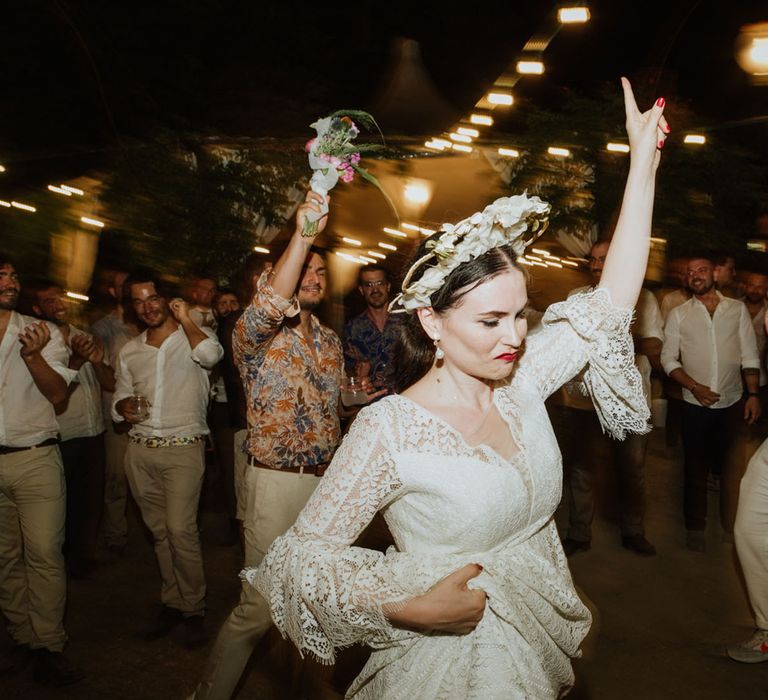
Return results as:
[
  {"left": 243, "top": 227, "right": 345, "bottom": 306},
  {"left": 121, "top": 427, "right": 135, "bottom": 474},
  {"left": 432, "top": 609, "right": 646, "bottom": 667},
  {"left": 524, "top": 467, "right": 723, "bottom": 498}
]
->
[
  {"left": 233, "top": 273, "right": 343, "bottom": 469},
  {"left": 343, "top": 311, "right": 403, "bottom": 390}
]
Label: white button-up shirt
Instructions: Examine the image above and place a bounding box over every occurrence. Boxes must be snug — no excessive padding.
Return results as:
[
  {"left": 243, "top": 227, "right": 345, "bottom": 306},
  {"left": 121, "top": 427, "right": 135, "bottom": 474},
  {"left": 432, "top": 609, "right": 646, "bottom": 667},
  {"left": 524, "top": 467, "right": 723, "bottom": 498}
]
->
[
  {"left": 112, "top": 325, "right": 223, "bottom": 438},
  {"left": 661, "top": 293, "right": 760, "bottom": 408},
  {"left": 56, "top": 325, "right": 106, "bottom": 441},
  {"left": 0, "top": 312, "right": 77, "bottom": 447},
  {"left": 745, "top": 301, "right": 768, "bottom": 387}
]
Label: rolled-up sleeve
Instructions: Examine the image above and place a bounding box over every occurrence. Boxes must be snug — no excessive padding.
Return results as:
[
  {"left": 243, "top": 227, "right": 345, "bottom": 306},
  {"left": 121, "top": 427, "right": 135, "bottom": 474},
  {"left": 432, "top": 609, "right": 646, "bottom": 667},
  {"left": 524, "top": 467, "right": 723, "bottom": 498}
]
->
[
  {"left": 661, "top": 307, "right": 683, "bottom": 375},
  {"left": 191, "top": 327, "right": 224, "bottom": 370},
  {"left": 42, "top": 326, "right": 78, "bottom": 384},
  {"left": 111, "top": 352, "right": 133, "bottom": 423},
  {"left": 739, "top": 304, "right": 761, "bottom": 370}
]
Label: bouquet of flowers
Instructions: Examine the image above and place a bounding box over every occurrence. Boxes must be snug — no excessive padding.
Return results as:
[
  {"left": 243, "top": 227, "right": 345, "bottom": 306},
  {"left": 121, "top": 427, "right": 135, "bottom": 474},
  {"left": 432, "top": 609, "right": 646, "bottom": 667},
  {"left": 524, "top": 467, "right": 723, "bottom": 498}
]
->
[{"left": 303, "top": 110, "right": 395, "bottom": 236}]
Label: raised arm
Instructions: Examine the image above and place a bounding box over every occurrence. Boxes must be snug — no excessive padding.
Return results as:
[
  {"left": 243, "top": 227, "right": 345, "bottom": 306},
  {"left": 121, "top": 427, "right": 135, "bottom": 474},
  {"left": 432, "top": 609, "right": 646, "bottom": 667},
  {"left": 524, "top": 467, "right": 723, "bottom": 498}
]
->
[{"left": 598, "top": 79, "right": 669, "bottom": 309}]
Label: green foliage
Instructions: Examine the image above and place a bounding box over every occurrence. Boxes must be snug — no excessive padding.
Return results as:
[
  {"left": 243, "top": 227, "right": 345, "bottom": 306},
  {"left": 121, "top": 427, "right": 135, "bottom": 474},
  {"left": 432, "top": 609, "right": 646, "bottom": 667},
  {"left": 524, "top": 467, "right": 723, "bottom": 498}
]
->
[
  {"left": 100, "top": 134, "right": 306, "bottom": 281},
  {"left": 501, "top": 86, "right": 768, "bottom": 258}
]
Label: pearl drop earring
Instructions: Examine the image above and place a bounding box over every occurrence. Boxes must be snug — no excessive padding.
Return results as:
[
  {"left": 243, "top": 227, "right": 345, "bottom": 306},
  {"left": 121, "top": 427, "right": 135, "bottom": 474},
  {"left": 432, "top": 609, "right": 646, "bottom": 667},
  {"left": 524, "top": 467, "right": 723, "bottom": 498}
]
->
[{"left": 434, "top": 337, "right": 445, "bottom": 360}]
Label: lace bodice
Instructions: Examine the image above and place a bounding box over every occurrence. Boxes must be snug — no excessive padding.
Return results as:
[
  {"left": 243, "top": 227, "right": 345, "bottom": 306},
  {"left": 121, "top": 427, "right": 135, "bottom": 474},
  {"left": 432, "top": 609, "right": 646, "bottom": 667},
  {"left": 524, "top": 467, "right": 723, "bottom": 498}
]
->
[{"left": 243, "top": 288, "right": 648, "bottom": 699}]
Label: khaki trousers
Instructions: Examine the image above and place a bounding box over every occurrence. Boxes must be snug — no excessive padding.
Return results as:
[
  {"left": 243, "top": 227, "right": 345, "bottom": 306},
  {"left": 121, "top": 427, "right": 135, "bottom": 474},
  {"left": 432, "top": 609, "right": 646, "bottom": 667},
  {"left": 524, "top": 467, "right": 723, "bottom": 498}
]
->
[
  {"left": 0, "top": 445, "right": 67, "bottom": 651},
  {"left": 735, "top": 438, "right": 768, "bottom": 629},
  {"left": 102, "top": 428, "right": 129, "bottom": 548},
  {"left": 193, "top": 466, "right": 320, "bottom": 699},
  {"left": 124, "top": 441, "right": 206, "bottom": 615}
]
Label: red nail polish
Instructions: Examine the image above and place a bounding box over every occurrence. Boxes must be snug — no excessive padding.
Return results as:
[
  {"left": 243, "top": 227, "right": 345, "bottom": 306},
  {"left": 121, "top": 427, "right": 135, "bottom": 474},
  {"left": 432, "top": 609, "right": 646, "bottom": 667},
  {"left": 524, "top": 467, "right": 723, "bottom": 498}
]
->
[
  {"left": 658, "top": 140, "right": 665, "bottom": 149},
  {"left": 656, "top": 97, "right": 665, "bottom": 108}
]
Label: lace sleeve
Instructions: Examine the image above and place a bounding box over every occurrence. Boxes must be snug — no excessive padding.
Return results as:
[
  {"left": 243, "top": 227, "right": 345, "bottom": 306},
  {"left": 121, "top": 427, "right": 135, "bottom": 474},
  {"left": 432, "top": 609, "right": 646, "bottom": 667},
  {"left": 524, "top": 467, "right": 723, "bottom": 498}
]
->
[
  {"left": 519, "top": 287, "right": 650, "bottom": 439},
  {"left": 241, "top": 399, "right": 408, "bottom": 663}
]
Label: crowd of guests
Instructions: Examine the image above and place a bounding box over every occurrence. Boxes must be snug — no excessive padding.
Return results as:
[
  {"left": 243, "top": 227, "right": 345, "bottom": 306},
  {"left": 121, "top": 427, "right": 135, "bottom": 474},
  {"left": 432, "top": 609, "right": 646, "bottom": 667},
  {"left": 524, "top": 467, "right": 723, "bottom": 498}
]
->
[{"left": 1, "top": 220, "right": 768, "bottom": 690}]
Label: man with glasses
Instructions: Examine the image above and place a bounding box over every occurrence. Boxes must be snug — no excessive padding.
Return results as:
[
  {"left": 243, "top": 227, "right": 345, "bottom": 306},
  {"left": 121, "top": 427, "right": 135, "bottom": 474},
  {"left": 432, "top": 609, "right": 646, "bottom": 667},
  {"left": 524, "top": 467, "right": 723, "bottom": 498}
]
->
[
  {"left": 343, "top": 265, "right": 402, "bottom": 392},
  {"left": 113, "top": 270, "right": 223, "bottom": 646}
]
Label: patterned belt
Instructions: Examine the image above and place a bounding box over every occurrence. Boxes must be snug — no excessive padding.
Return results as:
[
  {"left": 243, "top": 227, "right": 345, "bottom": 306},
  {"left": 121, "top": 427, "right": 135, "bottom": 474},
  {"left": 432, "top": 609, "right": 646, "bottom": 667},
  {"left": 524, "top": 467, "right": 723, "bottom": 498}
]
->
[
  {"left": 129, "top": 434, "right": 204, "bottom": 449},
  {"left": 246, "top": 455, "right": 329, "bottom": 477}
]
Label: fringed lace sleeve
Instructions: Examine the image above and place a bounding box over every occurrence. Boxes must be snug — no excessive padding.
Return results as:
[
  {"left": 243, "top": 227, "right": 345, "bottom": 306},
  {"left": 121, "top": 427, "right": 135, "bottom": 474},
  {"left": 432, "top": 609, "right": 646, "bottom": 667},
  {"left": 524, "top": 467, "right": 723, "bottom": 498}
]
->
[
  {"left": 241, "top": 400, "right": 408, "bottom": 664},
  {"left": 519, "top": 287, "right": 650, "bottom": 439}
]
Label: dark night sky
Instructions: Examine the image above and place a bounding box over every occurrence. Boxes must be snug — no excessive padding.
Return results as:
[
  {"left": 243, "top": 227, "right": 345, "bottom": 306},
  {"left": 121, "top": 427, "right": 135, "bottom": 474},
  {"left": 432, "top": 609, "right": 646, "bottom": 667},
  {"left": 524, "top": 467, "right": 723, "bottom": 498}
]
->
[{"left": 1, "top": 1, "right": 766, "bottom": 170}]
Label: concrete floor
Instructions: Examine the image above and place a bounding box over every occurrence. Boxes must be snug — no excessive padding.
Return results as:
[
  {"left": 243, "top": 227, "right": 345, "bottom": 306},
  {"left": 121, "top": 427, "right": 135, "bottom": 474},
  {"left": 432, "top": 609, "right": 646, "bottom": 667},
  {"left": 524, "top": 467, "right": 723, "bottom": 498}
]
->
[{"left": 2, "top": 426, "right": 767, "bottom": 699}]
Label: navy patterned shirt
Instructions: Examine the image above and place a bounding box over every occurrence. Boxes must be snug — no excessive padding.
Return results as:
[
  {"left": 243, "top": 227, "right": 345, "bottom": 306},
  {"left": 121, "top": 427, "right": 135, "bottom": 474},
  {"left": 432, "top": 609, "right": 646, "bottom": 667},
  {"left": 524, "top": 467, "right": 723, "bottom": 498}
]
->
[{"left": 343, "top": 310, "right": 403, "bottom": 389}]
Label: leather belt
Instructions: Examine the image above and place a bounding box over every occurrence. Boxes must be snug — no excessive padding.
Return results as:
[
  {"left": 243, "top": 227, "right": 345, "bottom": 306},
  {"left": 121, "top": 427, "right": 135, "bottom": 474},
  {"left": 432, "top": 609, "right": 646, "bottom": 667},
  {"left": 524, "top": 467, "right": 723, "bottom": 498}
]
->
[
  {"left": 247, "top": 455, "right": 329, "bottom": 477},
  {"left": 0, "top": 437, "right": 59, "bottom": 456}
]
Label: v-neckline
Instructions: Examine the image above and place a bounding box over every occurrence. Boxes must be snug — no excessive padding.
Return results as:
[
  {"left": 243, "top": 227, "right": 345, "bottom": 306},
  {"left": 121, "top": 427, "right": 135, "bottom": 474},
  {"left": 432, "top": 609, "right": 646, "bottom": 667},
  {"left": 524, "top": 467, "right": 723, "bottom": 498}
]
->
[{"left": 392, "top": 392, "right": 523, "bottom": 465}]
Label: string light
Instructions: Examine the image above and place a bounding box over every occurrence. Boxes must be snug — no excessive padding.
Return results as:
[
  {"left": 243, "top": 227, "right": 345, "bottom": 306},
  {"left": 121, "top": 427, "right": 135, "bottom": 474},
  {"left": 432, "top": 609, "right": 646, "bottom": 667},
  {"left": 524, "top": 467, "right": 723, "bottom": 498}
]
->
[
  {"left": 335, "top": 251, "right": 364, "bottom": 264},
  {"left": 449, "top": 133, "right": 472, "bottom": 143},
  {"left": 684, "top": 134, "right": 706, "bottom": 145},
  {"left": 81, "top": 216, "right": 104, "bottom": 227},
  {"left": 457, "top": 127, "right": 480, "bottom": 137},
  {"left": 547, "top": 147, "right": 571, "bottom": 157},
  {"left": 367, "top": 250, "right": 386, "bottom": 259},
  {"left": 452, "top": 144, "right": 473, "bottom": 153},
  {"left": 487, "top": 92, "right": 514, "bottom": 106},
  {"left": 342, "top": 236, "right": 362, "bottom": 246},
  {"left": 383, "top": 227, "right": 407, "bottom": 238},
  {"left": 11, "top": 201, "right": 36, "bottom": 212},
  {"left": 378, "top": 242, "right": 397, "bottom": 251},
  {"left": 469, "top": 114, "right": 493, "bottom": 126},
  {"left": 359, "top": 256, "right": 377, "bottom": 264},
  {"left": 253, "top": 246, "right": 270, "bottom": 254},
  {"left": 48, "top": 185, "right": 72, "bottom": 196},
  {"left": 0, "top": 165, "right": 6, "bottom": 173},
  {"left": 425, "top": 140, "right": 448, "bottom": 151},
  {"left": 558, "top": 7, "right": 590, "bottom": 24},
  {"left": 61, "top": 185, "right": 84, "bottom": 195},
  {"left": 65, "top": 291, "right": 89, "bottom": 301},
  {"left": 517, "top": 60, "right": 545, "bottom": 75},
  {"left": 0, "top": 200, "right": 10, "bottom": 208},
  {"left": 606, "top": 142, "right": 630, "bottom": 153},
  {"left": 498, "top": 147, "right": 520, "bottom": 158}
]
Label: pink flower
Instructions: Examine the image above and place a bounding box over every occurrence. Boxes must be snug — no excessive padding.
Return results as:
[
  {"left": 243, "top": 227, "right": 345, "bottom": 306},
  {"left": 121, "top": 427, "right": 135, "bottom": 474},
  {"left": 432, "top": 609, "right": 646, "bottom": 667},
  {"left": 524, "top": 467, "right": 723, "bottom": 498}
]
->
[
  {"left": 350, "top": 152, "right": 361, "bottom": 165},
  {"left": 341, "top": 167, "right": 355, "bottom": 183},
  {"left": 305, "top": 138, "right": 315, "bottom": 153}
]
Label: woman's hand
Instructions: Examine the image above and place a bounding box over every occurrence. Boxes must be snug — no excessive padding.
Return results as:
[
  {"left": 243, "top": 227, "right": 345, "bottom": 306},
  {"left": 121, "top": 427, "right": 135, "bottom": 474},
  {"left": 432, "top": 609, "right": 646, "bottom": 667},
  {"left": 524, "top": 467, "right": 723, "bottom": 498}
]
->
[
  {"left": 386, "top": 563, "right": 487, "bottom": 634},
  {"left": 621, "top": 77, "right": 670, "bottom": 172}
]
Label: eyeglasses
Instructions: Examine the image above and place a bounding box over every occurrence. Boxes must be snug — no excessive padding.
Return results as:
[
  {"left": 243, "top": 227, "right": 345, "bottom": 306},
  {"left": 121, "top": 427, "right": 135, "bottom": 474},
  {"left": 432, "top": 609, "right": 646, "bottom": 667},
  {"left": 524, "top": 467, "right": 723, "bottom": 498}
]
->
[{"left": 361, "top": 280, "right": 387, "bottom": 289}]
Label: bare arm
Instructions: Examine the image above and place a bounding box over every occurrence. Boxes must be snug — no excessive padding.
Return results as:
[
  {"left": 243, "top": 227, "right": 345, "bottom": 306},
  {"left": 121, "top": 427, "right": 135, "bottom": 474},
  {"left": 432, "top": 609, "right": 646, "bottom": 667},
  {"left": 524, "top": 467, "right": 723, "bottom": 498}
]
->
[
  {"left": 20, "top": 323, "right": 69, "bottom": 405},
  {"left": 598, "top": 79, "right": 669, "bottom": 309}
]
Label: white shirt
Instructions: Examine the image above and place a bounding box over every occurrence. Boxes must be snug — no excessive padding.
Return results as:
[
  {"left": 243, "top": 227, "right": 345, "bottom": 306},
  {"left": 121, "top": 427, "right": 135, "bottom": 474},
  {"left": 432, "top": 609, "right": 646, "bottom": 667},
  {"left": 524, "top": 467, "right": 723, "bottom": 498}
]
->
[
  {"left": 112, "top": 325, "right": 223, "bottom": 438},
  {"left": 563, "top": 287, "right": 663, "bottom": 409},
  {"left": 660, "top": 288, "right": 690, "bottom": 321},
  {"left": 56, "top": 325, "right": 106, "bottom": 441},
  {"left": 189, "top": 307, "right": 217, "bottom": 332},
  {"left": 661, "top": 293, "right": 760, "bottom": 408},
  {"left": 744, "top": 301, "right": 768, "bottom": 387},
  {"left": 0, "top": 312, "right": 77, "bottom": 447}
]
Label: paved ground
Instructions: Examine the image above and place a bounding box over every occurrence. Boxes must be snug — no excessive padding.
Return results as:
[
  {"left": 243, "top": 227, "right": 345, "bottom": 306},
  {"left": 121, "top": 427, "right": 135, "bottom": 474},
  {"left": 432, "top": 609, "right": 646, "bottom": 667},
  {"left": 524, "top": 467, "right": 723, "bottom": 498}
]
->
[{"left": 2, "top": 425, "right": 767, "bottom": 699}]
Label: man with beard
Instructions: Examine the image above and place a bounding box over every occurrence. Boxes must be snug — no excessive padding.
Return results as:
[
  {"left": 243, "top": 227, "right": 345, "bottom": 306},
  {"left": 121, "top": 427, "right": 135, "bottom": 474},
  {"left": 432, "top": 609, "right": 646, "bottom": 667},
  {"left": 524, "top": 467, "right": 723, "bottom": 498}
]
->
[
  {"left": 192, "top": 193, "right": 353, "bottom": 699},
  {"left": 113, "top": 271, "right": 223, "bottom": 647},
  {"left": 662, "top": 254, "right": 761, "bottom": 551},
  {"left": 344, "top": 265, "right": 402, "bottom": 392},
  {"left": 0, "top": 254, "right": 82, "bottom": 685},
  {"left": 32, "top": 282, "right": 114, "bottom": 578},
  {"left": 188, "top": 276, "right": 218, "bottom": 331},
  {"left": 558, "top": 240, "right": 662, "bottom": 557}
]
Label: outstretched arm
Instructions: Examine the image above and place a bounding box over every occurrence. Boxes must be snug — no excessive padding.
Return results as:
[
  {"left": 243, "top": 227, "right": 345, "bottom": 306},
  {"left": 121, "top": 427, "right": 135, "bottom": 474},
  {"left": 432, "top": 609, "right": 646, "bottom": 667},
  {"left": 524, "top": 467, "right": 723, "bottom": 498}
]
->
[{"left": 598, "top": 78, "right": 670, "bottom": 309}]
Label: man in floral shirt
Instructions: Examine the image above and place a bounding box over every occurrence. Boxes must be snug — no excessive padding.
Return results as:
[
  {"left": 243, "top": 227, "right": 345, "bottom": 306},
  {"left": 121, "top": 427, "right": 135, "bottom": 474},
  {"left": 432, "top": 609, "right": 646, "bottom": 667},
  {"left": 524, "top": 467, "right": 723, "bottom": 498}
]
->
[{"left": 193, "top": 192, "right": 344, "bottom": 699}]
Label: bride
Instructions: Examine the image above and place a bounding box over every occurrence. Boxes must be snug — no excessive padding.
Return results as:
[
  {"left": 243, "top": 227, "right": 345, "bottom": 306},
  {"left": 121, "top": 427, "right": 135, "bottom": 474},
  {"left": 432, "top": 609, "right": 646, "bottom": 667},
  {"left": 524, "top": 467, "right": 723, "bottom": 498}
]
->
[{"left": 243, "top": 79, "right": 669, "bottom": 698}]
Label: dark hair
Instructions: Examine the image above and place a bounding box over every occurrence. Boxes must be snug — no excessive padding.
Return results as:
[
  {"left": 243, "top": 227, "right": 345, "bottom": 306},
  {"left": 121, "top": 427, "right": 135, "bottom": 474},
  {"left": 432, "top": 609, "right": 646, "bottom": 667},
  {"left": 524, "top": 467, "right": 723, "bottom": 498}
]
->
[
  {"left": 122, "top": 268, "right": 178, "bottom": 324},
  {"left": 357, "top": 264, "right": 389, "bottom": 286},
  {"left": 0, "top": 251, "right": 16, "bottom": 269},
  {"left": 387, "top": 238, "right": 522, "bottom": 392},
  {"left": 686, "top": 251, "right": 716, "bottom": 266},
  {"left": 712, "top": 251, "right": 735, "bottom": 268}
]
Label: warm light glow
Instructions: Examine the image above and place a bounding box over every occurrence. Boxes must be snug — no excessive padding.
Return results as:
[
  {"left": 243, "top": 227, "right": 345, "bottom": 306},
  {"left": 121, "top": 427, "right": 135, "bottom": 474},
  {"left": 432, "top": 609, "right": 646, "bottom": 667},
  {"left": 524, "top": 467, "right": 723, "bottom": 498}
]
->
[
  {"left": 48, "top": 185, "right": 72, "bottom": 196},
  {"left": 359, "top": 256, "right": 377, "bottom": 264},
  {"left": 457, "top": 127, "right": 479, "bottom": 137},
  {"left": 81, "top": 216, "right": 105, "bottom": 227},
  {"left": 531, "top": 248, "right": 549, "bottom": 256},
  {"left": 525, "top": 255, "right": 543, "bottom": 262},
  {"left": 545, "top": 260, "right": 563, "bottom": 268},
  {"left": 61, "top": 185, "right": 84, "bottom": 195},
  {"left": 469, "top": 114, "right": 493, "bottom": 126},
  {"left": 383, "top": 227, "right": 407, "bottom": 238},
  {"left": 404, "top": 183, "right": 431, "bottom": 204},
  {"left": 606, "top": 142, "right": 630, "bottom": 153},
  {"left": 449, "top": 133, "right": 472, "bottom": 143},
  {"left": 750, "top": 37, "right": 768, "bottom": 69},
  {"left": 401, "top": 223, "right": 420, "bottom": 231},
  {"left": 424, "top": 140, "right": 446, "bottom": 151},
  {"left": 378, "top": 242, "right": 397, "bottom": 251},
  {"left": 342, "top": 236, "right": 362, "bottom": 246},
  {"left": 547, "top": 147, "right": 571, "bottom": 157},
  {"left": 517, "top": 60, "right": 544, "bottom": 75},
  {"left": 649, "top": 237, "right": 667, "bottom": 244},
  {"left": 684, "top": 134, "right": 706, "bottom": 145},
  {"left": 528, "top": 260, "right": 548, "bottom": 268},
  {"left": 487, "top": 92, "right": 514, "bottom": 106},
  {"left": 419, "top": 227, "right": 435, "bottom": 235},
  {"left": 452, "top": 144, "right": 473, "bottom": 153},
  {"left": 517, "top": 258, "right": 533, "bottom": 266},
  {"left": 335, "top": 251, "right": 364, "bottom": 264},
  {"left": 11, "top": 201, "right": 36, "bottom": 212},
  {"left": 561, "top": 259, "right": 579, "bottom": 267},
  {"left": 498, "top": 147, "right": 520, "bottom": 158},
  {"left": 66, "top": 291, "right": 89, "bottom": 302},
  {"left": 0, "top": 165, "right": 5, "bottom": 173},
  {"left": 367, "top": 250, "right": 386, "bottom": 259},
  {"left": 0, "top": 200, "right": 10, "bottom": 207},
  {"left": 431, "top": 138, "right": 452, "bottom": 149},
  {"left": 253, "top": 246, "right": 270, "bottom": 254},
  {"left": 558, "top": 7, "right": 590, "bottom": 24}
]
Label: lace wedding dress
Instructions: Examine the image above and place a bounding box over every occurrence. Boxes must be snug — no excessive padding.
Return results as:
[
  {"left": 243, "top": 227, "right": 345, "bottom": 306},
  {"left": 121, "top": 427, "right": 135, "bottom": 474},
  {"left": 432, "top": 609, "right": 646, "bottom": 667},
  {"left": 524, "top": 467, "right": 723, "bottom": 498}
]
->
[{"left": 242, "top": 288, "right": 649, "bottom": 699}]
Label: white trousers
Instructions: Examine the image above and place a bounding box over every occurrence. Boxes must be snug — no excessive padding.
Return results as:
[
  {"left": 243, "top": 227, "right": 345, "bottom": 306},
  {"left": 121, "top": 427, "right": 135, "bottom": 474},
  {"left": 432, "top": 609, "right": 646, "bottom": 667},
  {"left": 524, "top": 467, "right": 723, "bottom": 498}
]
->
[
  {"left": 735, "top": 438, "right": 768, "bottom": 629},
  {"left": 192, "top": 465, "right": 320, "bottom": 699}
]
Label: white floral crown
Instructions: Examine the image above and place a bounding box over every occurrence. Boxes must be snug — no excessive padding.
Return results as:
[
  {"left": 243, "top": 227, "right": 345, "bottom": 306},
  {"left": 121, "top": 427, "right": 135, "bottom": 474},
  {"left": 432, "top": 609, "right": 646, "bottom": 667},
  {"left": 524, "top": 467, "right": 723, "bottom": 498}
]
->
[{"left": 388, "top": 194, "right": 551, "bottom": 313}]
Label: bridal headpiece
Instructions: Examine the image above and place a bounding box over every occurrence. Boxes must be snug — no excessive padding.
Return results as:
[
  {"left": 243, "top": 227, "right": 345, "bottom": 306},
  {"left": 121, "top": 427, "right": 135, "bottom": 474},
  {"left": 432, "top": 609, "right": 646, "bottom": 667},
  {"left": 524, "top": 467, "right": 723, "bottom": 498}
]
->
[{"left": 388, "top": 194, "right": 551, "bottom": 313}]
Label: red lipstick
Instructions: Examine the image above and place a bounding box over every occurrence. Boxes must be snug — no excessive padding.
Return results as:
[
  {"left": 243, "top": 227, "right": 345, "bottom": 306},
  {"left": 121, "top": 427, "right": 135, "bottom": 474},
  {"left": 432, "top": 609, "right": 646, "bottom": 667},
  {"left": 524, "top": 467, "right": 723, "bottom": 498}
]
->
[{"left": 495, "top": 352, "right": 519, "bottom": 362}]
